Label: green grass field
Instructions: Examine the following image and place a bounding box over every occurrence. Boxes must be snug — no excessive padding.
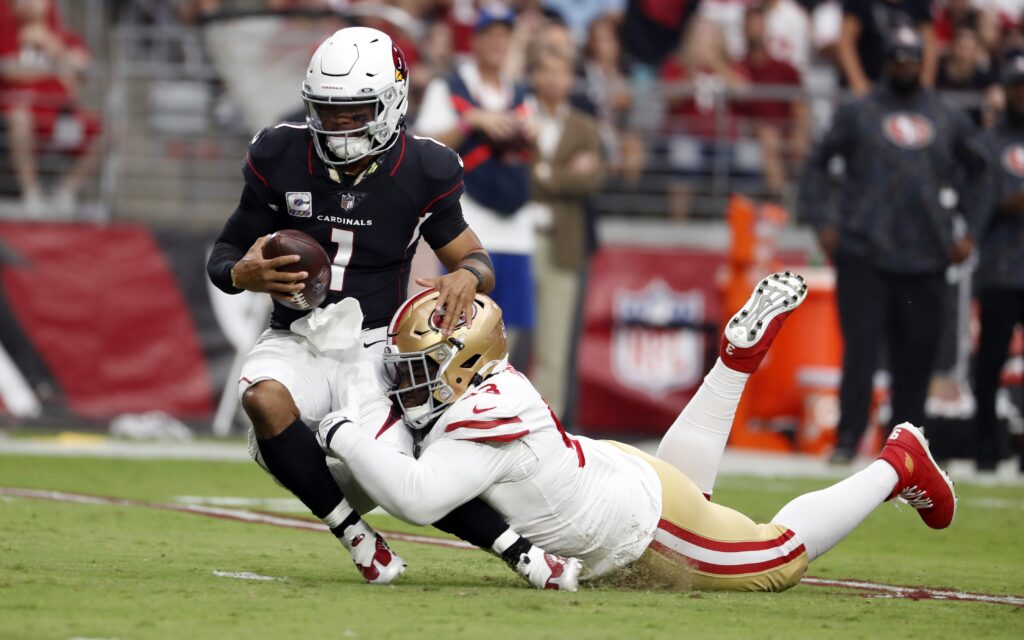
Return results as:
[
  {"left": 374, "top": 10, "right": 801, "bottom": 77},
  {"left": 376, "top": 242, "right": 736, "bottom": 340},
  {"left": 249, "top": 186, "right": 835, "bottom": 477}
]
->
[{"left": 1, "top": 453, "right": 1022, "bottom": 639}]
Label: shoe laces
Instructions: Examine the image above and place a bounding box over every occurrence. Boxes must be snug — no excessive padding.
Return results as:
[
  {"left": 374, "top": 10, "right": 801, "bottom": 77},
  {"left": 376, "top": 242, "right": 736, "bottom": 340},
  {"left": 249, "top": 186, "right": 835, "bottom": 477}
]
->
[{"left": 897, "top": 485, "right": 933, "bottom": 509}]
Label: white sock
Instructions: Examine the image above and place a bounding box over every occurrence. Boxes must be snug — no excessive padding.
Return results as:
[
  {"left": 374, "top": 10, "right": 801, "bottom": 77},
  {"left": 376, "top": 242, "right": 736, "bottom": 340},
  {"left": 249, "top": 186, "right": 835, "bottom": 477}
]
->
[
  {"left": 491, "top": 528, "right": 520, "bottom": 555},
  {"left": 323, "top": 500, "right": 373, "bottom": 552},
  {"left": 322, "top": 500, "right": 355, "bottom": 530},
  {"left": 655, "top": 359, "right": 749, "bottom": 496},
  {"left": 771, "top": 461, "right": 898, "bottom": 562}
]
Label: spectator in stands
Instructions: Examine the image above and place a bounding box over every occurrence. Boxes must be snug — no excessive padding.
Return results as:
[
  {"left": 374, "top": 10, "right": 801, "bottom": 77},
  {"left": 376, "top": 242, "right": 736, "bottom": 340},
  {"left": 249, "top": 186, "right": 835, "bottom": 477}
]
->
[
  {"left": 660, "top": 18, "right": 748, "bottom": 218},
  {"left": 621, "top": 0, "right": 700, "bottom": 69},
  {"left": 972, "top": 56, "right": 1024, "bottom": 472},
  {"left": 933, "top": 0, "right": 980, "bottom": 48},
  {"left": 809, "top": 0, "right": 842, "bottom": 62},
  {"left": 699, "top": 0, "right": 751, "bottom": 61},
  {"left": 804, "top": 0, "right": 843, "bottom": 137},
  {"left": 797, "top": 27, "right": 985, "bottom": 463},
  {"left": 406, "top": 18, "right": 456, "bottom": 123},
  {"left": 761, "top": 0, "right": 812, "bottom": 75},
  {"left": 738, "top": 4, "right": 809, "bottom": 200},
  {"left": 541, "top": 0, "right": 624, "bottom": 44},
  {"left": 414, "top": 3, "right": 538, "bottom": 370},
  {"left": 936, "top": 26, "right": 999, "bottom": 125},
  {"left": 505, "top": 10, "right": 573, "bottom": 81},
  {"left": 976, "top": 6, "right": 1005, "bottom": 60},
  {"left": 581, "top": 14, "right": 643, "bottom": 180},
  {"left": 526, "top": 48, "right": 604, "bottom": 421},
  {"left": 836, "top": 0, "right": 936, "bottom": 95},
  {"left": 0, "top": 0, "right": 102, "bottom": 218}
]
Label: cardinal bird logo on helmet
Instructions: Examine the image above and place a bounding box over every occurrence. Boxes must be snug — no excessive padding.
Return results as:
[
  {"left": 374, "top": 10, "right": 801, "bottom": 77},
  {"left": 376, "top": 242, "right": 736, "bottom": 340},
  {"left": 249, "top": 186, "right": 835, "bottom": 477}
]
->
[{"left": 393, "top": 45, "right": 408, "bottom": 83}]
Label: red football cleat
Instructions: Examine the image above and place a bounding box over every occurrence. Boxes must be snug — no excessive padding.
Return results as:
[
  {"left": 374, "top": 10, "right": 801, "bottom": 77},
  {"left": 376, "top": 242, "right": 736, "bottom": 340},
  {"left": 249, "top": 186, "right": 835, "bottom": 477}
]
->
[
  {"left": 349, "top": 532, "right": 407, "bottom": 584},
  {"left": 721, "top": 272, "right": 808, "bottom": 374},
  {"left": 877, "top": 423, "right": 958, "bottom": 529}
]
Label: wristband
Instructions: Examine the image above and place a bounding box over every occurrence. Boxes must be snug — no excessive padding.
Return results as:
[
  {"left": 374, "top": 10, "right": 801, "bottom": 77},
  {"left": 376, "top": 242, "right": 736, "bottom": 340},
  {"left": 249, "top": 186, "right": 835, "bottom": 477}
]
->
[{"left": 460, "top": 264, "right": 484, "bottom": 290}]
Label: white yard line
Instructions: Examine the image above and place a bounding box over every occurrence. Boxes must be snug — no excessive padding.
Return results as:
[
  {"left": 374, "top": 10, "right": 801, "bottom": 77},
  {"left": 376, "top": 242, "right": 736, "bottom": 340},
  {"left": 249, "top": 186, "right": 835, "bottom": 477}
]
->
[
  {"left": 0, "top": 487, "right": 474, "bottom": 550},
  {"left": 4, "top": 437, "right": 1020, "bottom": 485},
  {"left": 800, "top": 578, "right": 1024, "bottom": 607},
  {"left": 2, "top": 486, "right": 1020, "bottom": 606},
  {"left": 0, "top": 438, "right": 250, "bottom": 461},
  {"left": 212, "top": 570, "right": 285, "bottom": 582}
]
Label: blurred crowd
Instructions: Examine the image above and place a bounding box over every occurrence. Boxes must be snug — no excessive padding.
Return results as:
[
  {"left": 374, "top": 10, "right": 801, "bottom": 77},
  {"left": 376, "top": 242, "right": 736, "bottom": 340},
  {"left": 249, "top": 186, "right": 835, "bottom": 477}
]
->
[
  {"left": 172, "top": 0, "right": 1024, "bottom": 214},
  {"left": 8, "top": 1, "right": 1024, "bottom": 219}
]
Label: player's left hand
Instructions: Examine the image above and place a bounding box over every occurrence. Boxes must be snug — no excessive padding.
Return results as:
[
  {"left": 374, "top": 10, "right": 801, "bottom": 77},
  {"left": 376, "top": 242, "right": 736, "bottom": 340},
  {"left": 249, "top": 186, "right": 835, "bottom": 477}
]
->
[{"left": 416, "top": 270, "right": 478, "bottom": 336}]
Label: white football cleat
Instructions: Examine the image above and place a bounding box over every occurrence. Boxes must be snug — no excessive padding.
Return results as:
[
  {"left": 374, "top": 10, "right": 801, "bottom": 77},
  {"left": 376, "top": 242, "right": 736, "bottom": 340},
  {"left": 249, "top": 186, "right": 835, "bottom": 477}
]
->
[
  {"left": 515, "top": 546, "right": 582, "bottom": 592},
  {"left": 349, "top": 532, "right": 407, "bottom": 585},
  {"left": 721, "top": 271, "right": 808, "bottom": 374}
]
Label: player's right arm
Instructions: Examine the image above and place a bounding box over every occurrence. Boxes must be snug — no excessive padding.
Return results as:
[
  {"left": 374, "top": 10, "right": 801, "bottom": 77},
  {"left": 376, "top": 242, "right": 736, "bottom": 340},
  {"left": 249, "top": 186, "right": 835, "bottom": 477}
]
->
[
  {"left": 206, "top": 186, "right": 306, "bottom": 298},
  {"left": 328, "top": 426, "right": 518, "bottom": 526}
]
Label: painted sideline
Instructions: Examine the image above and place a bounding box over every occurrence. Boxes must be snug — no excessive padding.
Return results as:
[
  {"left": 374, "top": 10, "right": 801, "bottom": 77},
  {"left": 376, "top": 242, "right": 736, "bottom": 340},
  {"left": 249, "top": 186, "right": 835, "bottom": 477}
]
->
[{"left": 3, "top": 486, "right": 1022, "bottom": 607}]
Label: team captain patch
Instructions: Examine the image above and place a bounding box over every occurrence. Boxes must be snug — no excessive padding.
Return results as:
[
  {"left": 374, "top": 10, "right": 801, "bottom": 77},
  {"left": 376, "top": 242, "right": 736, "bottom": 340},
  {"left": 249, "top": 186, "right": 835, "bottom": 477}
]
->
[{"left": 286, "top": 192, "right": 312, "bottom": 217}]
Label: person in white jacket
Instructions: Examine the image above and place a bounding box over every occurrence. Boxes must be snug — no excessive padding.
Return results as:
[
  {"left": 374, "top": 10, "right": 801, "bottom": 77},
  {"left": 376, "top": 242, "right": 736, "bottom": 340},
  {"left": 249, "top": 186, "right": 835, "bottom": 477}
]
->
[{"left": 318, "top": 272, "right": 957, "bottom": 590}]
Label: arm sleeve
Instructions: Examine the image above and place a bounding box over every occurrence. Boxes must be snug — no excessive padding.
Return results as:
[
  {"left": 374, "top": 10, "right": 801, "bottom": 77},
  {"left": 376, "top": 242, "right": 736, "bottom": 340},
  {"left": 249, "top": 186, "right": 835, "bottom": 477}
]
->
[
  {"left": 419, "top": 141, "right": 468, "bottom": 249},
  {"left": 242, "top": 127, "right": 279, "bottom": 207},
  {"left": 330, "top": 428, "right": 516, "bottom": 526},
  {"left": 796, "top": 102, "right": 857, "bottom": 230},
  {"left": 420, "top": 201, "right": 469, "bottom": 250},
  {"left": 206, "top": 184, "right": 278, "bottom": 294}
]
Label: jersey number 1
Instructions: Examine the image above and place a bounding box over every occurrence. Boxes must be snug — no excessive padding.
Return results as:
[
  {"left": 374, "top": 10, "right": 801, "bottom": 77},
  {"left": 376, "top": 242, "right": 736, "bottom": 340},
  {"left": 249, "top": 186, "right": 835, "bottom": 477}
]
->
[{"left": 330, "top": 228, "right": 354, "bottom": 292}]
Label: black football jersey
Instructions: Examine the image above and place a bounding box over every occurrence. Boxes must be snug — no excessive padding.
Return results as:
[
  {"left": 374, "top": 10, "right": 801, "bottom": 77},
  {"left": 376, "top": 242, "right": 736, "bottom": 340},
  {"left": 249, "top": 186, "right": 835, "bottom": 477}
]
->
[{"left": 213, "top": 124, "right": 467, "bottom": 330}]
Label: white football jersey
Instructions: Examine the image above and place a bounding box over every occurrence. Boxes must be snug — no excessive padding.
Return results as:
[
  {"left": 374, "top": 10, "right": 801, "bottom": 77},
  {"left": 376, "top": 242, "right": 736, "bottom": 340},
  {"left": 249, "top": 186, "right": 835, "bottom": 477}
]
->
[{"left": 330, "top": 366, "right": 663, "bottom": 579}]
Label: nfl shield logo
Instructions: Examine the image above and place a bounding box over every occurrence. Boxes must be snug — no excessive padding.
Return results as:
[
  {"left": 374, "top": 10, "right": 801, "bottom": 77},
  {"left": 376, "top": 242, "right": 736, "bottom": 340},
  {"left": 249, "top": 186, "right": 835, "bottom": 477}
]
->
[
  {"left": 340, "top": 193, "right": 357, "bottom": 210},
  {"left": 612, "top": 279, "right": 705, "bottom": 397}
]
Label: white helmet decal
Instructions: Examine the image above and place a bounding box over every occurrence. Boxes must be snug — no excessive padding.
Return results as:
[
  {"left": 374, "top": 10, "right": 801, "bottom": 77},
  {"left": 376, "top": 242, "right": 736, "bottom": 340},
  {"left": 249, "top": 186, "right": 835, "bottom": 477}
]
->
[{"left": 303, "top": 27, "right": 410, "bottom": 166}]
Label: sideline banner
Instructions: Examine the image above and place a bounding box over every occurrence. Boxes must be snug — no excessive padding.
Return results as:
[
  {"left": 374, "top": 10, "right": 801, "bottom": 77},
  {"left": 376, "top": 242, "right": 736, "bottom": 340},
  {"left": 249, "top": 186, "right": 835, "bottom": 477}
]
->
[
  {"left": 0, "top": 222, "right": 237, "bottom": 428},
  {"left": 575, "top": 247, "right": 724, "bottom": 435}
]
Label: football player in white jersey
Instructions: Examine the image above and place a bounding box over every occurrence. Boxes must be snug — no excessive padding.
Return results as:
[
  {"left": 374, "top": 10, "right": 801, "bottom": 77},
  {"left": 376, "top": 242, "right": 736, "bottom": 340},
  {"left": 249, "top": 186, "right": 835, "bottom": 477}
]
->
[{"left": 318, "top": 272, "right": 957, "bottom": 590}]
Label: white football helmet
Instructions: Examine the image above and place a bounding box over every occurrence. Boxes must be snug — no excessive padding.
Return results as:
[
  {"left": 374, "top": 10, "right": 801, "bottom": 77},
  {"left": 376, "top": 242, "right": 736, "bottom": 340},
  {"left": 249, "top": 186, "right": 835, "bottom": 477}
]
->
[{"left": 302, "top": 27, "right": 410, "bottom": 166}]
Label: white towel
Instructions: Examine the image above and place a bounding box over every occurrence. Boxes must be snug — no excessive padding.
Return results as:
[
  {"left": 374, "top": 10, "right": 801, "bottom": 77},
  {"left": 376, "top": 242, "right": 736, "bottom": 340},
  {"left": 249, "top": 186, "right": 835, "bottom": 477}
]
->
[{"left": 289, "top": 298, "right": 364, "bottom": 355}]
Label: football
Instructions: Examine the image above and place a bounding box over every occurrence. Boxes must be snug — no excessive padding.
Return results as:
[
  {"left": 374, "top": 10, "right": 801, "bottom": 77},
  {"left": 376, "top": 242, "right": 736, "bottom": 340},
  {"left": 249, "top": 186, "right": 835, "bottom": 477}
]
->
[{"left": 261, "top": 229, "right": 332, "bottom": 311}]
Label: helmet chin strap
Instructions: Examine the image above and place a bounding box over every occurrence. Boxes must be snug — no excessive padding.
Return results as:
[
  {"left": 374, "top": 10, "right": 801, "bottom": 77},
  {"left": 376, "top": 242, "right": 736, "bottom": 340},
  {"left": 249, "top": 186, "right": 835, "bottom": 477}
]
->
[{"left": 404, "top": 401, "right": 443, "bottom": 431}]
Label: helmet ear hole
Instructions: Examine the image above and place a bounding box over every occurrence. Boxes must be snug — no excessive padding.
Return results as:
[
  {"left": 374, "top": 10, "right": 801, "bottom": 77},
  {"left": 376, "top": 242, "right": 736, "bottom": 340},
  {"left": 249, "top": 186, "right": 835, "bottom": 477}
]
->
[{"left": 456, "top": 377, "right": 463, "bottom": 384}]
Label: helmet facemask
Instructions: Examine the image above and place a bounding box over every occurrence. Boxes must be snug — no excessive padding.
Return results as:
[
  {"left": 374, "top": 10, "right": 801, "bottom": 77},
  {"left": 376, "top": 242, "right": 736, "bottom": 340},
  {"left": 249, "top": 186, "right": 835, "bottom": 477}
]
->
[
  {"left": 382, "top": 340, "right": 461, "bottom": 430},
  {"left": 303, "top": 90, "right": 404, "bottom": 166}
]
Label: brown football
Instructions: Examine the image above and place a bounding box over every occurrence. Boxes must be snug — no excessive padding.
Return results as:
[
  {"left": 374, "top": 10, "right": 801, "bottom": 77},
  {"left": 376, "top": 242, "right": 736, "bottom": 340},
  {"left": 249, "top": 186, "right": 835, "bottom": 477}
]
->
[{"left": 261, "top": 229, "right": 332, "bottom": 311}]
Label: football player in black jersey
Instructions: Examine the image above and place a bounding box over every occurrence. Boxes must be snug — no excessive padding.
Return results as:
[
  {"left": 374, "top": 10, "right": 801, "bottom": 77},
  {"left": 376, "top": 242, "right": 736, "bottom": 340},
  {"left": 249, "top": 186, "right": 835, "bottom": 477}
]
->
[{"left": 206, "top": 27, "right": 580, "bottom": 589}]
